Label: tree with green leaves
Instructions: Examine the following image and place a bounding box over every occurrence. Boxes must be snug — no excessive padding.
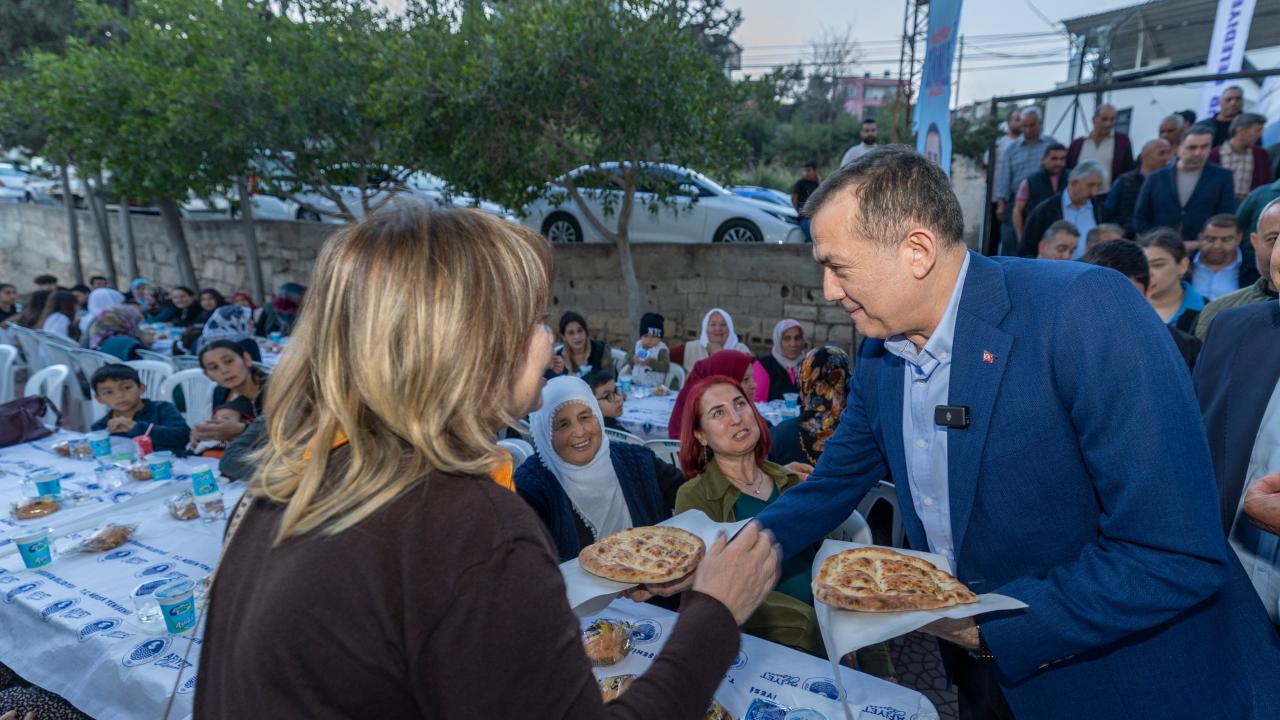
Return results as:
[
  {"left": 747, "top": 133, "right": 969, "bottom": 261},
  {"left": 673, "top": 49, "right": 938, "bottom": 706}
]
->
[{"left": 421, "top": 0, "right": 746, "bottom": 340}]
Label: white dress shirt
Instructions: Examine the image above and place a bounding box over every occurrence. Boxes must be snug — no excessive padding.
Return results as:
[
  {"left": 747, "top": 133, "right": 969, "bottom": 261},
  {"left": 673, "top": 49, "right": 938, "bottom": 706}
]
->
[
  {"left": 1076, "top": 134, "right": 1116, "bottom": 187},
  {"left": 1229, "top": 374, "right": 1280, "bottom": 624}
]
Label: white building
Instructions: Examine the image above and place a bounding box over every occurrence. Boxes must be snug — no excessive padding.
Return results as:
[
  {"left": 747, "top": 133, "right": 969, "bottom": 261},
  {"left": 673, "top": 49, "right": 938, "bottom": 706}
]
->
[{"left": 1043, "top": 0, "right": 1280, "bottom": 148}]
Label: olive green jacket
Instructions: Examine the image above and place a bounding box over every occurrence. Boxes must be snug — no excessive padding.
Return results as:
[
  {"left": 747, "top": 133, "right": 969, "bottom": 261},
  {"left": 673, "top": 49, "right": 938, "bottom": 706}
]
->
[{"left": 674, "top": 459, "right": 821, "bottom": 654}]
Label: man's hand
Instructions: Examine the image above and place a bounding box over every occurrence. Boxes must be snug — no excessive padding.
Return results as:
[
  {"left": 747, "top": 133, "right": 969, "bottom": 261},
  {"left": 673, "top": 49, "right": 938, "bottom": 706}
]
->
[
  {"left": 1244, "top": 471, "right": 1280, "bottom": 535},
  {"left": 784, "top": 462, "right": 813, "bottom": 481},
  {"left": 920, "top": 616, "right": 980, "bottom": 651},
  {"left": 995, "top": 199, "right": 1007, "bottom": 222},
  {"left": 105, "top": 416, "right": 133, "bottom": 434}
]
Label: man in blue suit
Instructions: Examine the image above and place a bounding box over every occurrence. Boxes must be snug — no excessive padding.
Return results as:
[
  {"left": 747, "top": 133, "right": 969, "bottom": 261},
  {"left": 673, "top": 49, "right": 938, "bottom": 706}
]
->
[
  {"left": 1194, "top": 197, "right": 1280, "bottom": 626},
  {"left": 755, "top": 147, "right": 1280, "bottom": 718},
  {"left": 1134, "top": 124, "right": 1236, "bottom": 241}
]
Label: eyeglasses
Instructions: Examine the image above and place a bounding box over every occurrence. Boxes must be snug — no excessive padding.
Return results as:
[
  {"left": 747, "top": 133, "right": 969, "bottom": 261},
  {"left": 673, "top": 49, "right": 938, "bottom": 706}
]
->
[{"left": 597, "top": 390, "right": 624, "bottom": 403}]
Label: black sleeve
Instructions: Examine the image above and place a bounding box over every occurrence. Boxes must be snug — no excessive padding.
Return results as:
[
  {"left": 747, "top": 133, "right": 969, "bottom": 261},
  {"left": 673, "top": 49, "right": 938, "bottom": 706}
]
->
[
  {"left": 219, "top": 417, "right": 267, "bottom": 481},
  {"left": 653, "top": 457, "right": 687, "bottom": 515}
]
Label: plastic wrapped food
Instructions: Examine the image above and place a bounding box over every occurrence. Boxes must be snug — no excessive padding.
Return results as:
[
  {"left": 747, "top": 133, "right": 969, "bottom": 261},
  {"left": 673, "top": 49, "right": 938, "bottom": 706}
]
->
[
  {"left": 598, "top": 675, "right": 635, "bottom": 703},
  {"left": 77, "top": 524, "right": 137, "bottom": 552},
  {"left": 128, "top": 464, "right": 154, "bottom": 481},
  {"left": 13, "top": 498, "right": 59, "bottom": 520},
  {"left": 704, "top": 702, "right": 732, "bottom": 720},
  {"left": 582, "top": 619, "right": 632, "bottom": 666},
  {"left": 51, "top": 440, "right": 72, "bottom": 457},
  {"left": 167, "top": 492, "right": 199, "bottom": 521}
]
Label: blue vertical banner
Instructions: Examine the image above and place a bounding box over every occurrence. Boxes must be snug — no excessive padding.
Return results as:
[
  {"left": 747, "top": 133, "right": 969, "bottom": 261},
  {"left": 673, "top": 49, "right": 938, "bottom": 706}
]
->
[
  {"left": 914, "top": 0, "right": 964, "bottom": 176},
  {"left": 1198, "top": 0, "right": 1257, "bottom": 118}
]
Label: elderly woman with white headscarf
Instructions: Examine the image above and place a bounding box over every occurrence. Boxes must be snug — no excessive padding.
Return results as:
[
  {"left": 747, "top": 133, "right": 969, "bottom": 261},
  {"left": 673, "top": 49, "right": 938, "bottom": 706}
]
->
[
  {"left": 79, "top": 288, "right": 125, "bottom": 343},
  {"left": 681, "top": 307, "right": 752, "bottom": 372},
  {"left": 515, "top": 376, "right": 686, "bottom": 562},
  {"left": 751, "top": 319, "right": 805, "bottom": 402}
]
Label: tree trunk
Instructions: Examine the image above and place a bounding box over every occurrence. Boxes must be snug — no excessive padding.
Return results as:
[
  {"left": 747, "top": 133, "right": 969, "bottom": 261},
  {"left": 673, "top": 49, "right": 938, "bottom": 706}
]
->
[
  {"left": 614, "top": 234, "right": 642, "bottom": 345},
  {"left": 59, "top": 165, "right": 84, "bottom": 284},
  {"left": 119, "top": 198, "right": 140, "bottom": 283},
  {"left": 235, "top": 175, "right": 267, "bottom": 304},
  {"left": 88, "top": 172, "right": 118, "bottom": 288},
  {"left": 157, "top": 198, "right": 198, "bottom": 288}
]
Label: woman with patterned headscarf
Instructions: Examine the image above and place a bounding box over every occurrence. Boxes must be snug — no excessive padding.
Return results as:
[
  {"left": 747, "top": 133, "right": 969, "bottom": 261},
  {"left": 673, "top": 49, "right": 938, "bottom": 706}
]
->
[
  {"left": 767, "top": 345, "right": 850, "bottom": 467},
  {"left": 255, "top": 282, "right": 305, "bottom": 338},
  {"left": 89, "top": 304, "right": 150, "bottom": 360},
  {"left": 198, "top": 305, "right": 262, "bottom": 362}
]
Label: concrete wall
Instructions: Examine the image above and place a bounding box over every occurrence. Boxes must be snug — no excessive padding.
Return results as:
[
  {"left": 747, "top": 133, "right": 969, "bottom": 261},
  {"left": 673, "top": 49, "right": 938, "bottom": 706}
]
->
[{"left": 0, "top": 203, "right": 332, "bottom": 297}]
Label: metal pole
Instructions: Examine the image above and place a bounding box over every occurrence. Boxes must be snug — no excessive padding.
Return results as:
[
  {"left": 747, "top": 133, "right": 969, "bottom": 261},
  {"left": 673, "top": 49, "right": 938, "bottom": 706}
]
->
[
  {"left": 954, "top": 35, "right": 964, "bottom": 113},
  {"left": 981, "top": 96, "right": 999, "bottom": 256}
]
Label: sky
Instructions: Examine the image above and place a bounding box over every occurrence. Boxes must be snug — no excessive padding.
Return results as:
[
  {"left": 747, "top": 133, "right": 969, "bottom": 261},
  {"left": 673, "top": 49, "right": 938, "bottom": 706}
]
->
[{"left": 731, "top": 0, "right": 1141, "bottom": 107}]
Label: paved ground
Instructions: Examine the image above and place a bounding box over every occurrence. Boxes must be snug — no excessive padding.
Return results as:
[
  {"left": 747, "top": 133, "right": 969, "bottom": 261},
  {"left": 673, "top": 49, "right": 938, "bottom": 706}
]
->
[{"left": 888, "top": 632, "right": 959, "bottom": 719}]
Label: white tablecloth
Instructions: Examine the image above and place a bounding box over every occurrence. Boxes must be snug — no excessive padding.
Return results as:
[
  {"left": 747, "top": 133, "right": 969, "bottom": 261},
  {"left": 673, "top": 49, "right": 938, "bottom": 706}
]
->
[
  {"left": 584, "top": 599, "right": 938, "bottom": 720},
  {"left": 0, "top": 432, "right": 240, "bottom": 720},
  {"left": 618, "top": 396, "right": 789, "bottom": 441}
]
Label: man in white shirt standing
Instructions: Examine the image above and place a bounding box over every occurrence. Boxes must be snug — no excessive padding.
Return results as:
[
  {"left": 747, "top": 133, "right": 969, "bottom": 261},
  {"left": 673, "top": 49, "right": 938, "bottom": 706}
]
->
[
  {"left": 1066, "top": 103, "right": 1135, "bottom": 193},
  {"left": 840, "top": 119, "right": 878, "bottom": 166}
]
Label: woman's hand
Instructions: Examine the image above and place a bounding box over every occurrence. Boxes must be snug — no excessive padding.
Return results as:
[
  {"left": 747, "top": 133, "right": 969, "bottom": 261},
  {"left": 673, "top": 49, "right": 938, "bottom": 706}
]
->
[
  {"left": 549, "top": 353, "right": 565, "bottom": 375},
  {"left": 192, "top": 419, "right": 246, "bottom": 442},
  {"left": 784, "top": 462, "right": 813, "bottom": 481},
  {"left": 691, "top": 522, "right": 780, "bottom": 625}
]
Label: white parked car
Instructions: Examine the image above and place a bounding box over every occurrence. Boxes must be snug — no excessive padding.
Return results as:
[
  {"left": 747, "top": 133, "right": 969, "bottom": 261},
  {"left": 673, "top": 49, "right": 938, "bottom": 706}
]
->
[
  {"left": 0, "top": 164, "right": 32, "bottom": 202},
  {"left": 405, "top": 172, "right": 516, "bottom": 220},
  {"left": 523, "top": 163, "right": 804, "bottom": 244}
]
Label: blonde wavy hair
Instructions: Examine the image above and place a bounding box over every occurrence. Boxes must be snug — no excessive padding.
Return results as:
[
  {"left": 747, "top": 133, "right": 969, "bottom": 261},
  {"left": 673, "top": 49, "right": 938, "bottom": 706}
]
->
[{"left": 252, "top": 204, "right": 553, "bottom": 543}]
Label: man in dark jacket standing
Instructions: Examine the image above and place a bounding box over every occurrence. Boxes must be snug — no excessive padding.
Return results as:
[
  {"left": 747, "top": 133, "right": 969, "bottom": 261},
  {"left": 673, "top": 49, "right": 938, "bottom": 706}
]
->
[
  {"left": 1135, "top": 125, "right": 1237, "bottom": 241},
  {"left": 1066, "top": 103, "right": 1134, "bottom": 192},
  {"left": 1106, "top": 138, "right": 1172, "bottom": 237},
  {"left": 1019, "top": 160, "right": 1105, "bottom": 258},
  {"left": 1011, "top": 143, "right": 1067, "bottom": 248}
]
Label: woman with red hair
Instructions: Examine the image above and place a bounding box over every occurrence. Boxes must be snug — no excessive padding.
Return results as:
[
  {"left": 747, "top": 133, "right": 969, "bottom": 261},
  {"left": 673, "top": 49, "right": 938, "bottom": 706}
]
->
[
  {"left": 666, "top": 350, "right": 756, "bottom": 439},
  {"left": 673, "top": 374, "right": 820, "bottom": 654}
]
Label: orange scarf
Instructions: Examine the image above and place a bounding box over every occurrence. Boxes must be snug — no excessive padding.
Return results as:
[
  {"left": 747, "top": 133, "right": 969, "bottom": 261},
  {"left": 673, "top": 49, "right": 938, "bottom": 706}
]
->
[{"left": 305, "top": 428, "right": 515, "bottom": 491}]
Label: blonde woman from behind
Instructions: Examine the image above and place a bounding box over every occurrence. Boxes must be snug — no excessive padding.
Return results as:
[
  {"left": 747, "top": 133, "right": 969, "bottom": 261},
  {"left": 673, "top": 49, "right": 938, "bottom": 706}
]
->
[{"left": 195, "top": 204, "right": 780, "bottom": 719}]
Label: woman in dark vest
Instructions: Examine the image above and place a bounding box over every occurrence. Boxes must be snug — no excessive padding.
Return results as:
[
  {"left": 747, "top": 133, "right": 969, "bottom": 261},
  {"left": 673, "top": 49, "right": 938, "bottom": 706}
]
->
[
  {"left": 752, "top": 319, "right": 804, "bottom": 402},
  {"left": 516, "top": 376, "right": 685, "bottom": 561}
]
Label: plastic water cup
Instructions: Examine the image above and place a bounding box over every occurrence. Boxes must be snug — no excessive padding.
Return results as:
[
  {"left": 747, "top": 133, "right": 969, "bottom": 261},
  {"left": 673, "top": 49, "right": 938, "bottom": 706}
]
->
[
  {"left": 190, "top": 466, "right": 219, "bottom": 497},
  {"left": 13, "top": 527, "right": 53, "bottom": 569},
  {"left": 30, "top": 470, "right": 62, "bottom": 498},
  {"left": 269, "top": 331, "right": 283, "bottom": 343},
  {"left": 618, "top": 376, "right": 632, "bottom": 394},
  {"left": 783, "top": 392, "right": 800, "bottom": 411},
  {"left": 146, "top": 451, "right": 174, "bottom": 481},
  {"left": 87, "top": 430, "right": 113, "bottom": 458},
  {"left": 154, "top": 578, "right": 197, "bottom": 634},
  {"left": 131, "top": 581, "right": 164, "bottom": 625}
]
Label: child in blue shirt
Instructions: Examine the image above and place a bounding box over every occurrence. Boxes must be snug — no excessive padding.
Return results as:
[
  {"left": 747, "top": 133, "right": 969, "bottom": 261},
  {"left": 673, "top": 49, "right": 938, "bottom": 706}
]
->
[{"left": 89, "top": 364, "right": 191, "bottom": 454}]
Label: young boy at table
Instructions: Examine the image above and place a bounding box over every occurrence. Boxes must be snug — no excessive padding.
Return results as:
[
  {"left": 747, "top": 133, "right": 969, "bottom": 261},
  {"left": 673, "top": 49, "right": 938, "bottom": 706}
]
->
[
  {"left": 585, "top": 369, "right": 626, "bottom": 431},
  {"left": 625, "top": 312, "right": 672, "bottom": 387},
  {"left": 188, "top": 404, "right": 249, "bottom": 459},
  {"left": 90, "top": 364, "right": 191, "bottom": 454}
]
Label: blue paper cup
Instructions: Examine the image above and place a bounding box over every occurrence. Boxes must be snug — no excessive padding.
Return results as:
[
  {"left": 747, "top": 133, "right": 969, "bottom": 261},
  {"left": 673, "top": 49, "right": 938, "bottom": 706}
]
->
[
  {"left": 154, "top": 578, "right": 197, "bottom": 634},
  {"left": 269, "top": 331, "right": 282, "bottom": 343},
  {"left": 13, "top": 527, "right": 53, "bottom": 569},
  {"left": 618, "top": 377, "right": 633, "bottom": 394},
  {"left": 87, "top": 431, "right": 112, "bottom": 459},
  {"left": 783, "top": 392, "right": 799, "bottom": 410},
  {"left": 30, "top": 471, "right": 62, "bottom": 498},
  {"left": 146, "top": 452, "right": 174, "bottom": 481}
]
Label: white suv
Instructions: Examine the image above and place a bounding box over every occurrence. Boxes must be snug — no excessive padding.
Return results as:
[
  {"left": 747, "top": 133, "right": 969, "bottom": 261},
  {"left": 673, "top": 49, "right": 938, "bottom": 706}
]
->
[{"left": 523, "top": 163, "right": 804, "bottom": 244}]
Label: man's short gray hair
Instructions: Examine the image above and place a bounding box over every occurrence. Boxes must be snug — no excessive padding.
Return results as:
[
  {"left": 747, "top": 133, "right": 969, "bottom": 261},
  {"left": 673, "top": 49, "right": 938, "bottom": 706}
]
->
[
  {"left": 1044, "top": 219, "right": 1080, "bottom": 243},
  {"left": 1161, "top": 113, "right": 1186, "bottom": 129},
  {"left": 1020, "top": 107, "right": 1042, "bottom": 121},
  {"left": 1230, "top": 112, "right": 1266, "bottom": 135},
  {"left": 1069, "top": 160, "right": 1106, "bottom": 182}
]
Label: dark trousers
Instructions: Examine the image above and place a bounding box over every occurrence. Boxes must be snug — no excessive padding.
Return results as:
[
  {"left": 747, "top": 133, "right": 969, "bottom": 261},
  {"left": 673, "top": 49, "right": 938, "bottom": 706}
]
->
[{"left": 938, "top": 640, "right": 1016, "bottom": 720}]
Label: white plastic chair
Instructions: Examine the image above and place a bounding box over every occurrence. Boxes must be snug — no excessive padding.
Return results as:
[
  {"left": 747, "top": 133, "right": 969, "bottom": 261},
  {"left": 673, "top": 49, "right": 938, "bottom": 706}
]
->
[
  {"left": 643, "top": 439, "right": 681, "bottom": 468},
  {"left": 125, "top": 360, "right": 174, "bottom": 402},
  {"left": 25, "top": 364, "right": 70, "bottom": 427},
  {"left": 34, "top": 330, "right": 78, "bottom": 350},
  {"left": 605, "top": 427, "right": 645, "bottom": 446},
  {"left": 497, "top": 438, "right": 534, "bottom": 467},
  {"left": 70, "top": 348, "right": 120, "bottom": 421},
  {"left": 160, "top": 369, "right": 218, "bottom": 428},
  {"left": 826, "top": 509, "right": 873, "bottom": 544},
  {"left": 136, "top": 348, "right": 177, "bottom": 370},
  {"left": 857, "top": 480, "right": 904, "bottom": 548},
  {"left": 8, "top": 325, "right": 44, "bottom": 372},
  {"left": 664, "top": 362, "right": 687, "bottom": 390},
  {"left": 173, "top": 355, "right": 202, "bottom": 371},
  {"left": 0, "top": 344, "right": 17, "bottom": 403},
  {"left": 610, "top": 347, "right": 628, "bottom": 369},
  {"left": 509, "top": 418, "right": 533, "bottom": 442}
]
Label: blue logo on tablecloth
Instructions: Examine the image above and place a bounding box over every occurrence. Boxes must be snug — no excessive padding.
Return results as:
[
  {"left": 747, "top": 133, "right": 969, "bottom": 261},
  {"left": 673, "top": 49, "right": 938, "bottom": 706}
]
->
[
  {"left": 802, "top": 677, "right": 841, "bottom": 700},
  {"left": 4, "top": 581, "right": 42, "bottom": 603},
  {"left": 110, "top": 491, "right": 135, "bottom": 504},
  {"left": 132, "top": 578, "right": 171, "bottom": 598},
  {"left": 782, "top": 710, "right": 828, "bottom": 720},
  {"left": 156, "top": 653, "right": 193, "bottom": 671},
  {"left": 79, "top": 618, "right": 122, "bottom": 642},
  {"left": 98, "top": 549, "right": 133, "bottom": 563},
  {"left": 628, "top": 619, "right": 662, "bottom": 644},
  {"left": 40, "top": 598, "right": 79, "bottom": 620},
  {"left": 861, "top": 707, "right": 907, "bottom": 720},
  {"left": 177, "top": 676, "right": 197, "bottom": 695},
  {"left": 123, "top": 637, "right": 172, "bottom": 667},
  {"left": 135, "top": 563, "right": 173, "bottom": 578},
  {"left": 730, "top": 651, "right": 748, "bottom": 670}
]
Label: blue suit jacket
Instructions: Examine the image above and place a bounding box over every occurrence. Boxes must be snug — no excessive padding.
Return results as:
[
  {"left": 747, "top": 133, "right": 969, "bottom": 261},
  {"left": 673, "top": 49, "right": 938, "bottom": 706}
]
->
[
  {"left": 1133, "top": 163, "right": 1237, "bottom": 241},
  {"left": 756, "top": 252, "right": 1280, "bottom": 718},
  {"left": 1193, "top": 300, "right": 1280, "bottom": 531}
]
